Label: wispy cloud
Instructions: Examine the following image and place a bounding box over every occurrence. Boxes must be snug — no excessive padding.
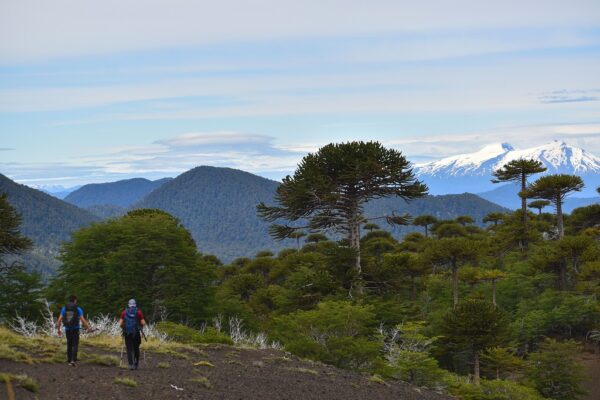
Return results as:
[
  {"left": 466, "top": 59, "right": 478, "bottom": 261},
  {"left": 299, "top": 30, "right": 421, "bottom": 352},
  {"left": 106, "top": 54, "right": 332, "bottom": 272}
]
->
[
  {"left": 2, "top": 131, "right": 305, "bottom": 186},
  {"left": 0, "top": 148, "right": 15, "bottom": 151},
  {"left": 2, "top": 1, "right": 599, "bottom": 63},
  {"left": 538, "top": 89, "right": 600, "bottom": 104}
]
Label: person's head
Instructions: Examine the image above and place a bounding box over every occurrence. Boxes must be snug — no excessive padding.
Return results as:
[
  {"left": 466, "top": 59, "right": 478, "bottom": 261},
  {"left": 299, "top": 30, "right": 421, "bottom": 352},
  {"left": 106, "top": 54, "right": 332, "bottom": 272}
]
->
[
  {"left": 69, "top": 294, "right": 77, "bottom": 304},
  {"left": 128, "top": 299, "right": 136, "bottom": 308}
]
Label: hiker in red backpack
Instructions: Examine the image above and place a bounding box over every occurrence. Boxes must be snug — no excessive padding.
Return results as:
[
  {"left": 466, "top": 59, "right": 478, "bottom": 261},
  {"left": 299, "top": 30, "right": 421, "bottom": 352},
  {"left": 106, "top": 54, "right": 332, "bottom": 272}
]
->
[
  {"left": 119, "top": 299, "right": 146, "bottom": 370},
  {"left": 56, "top": 294, "right": 91, "bottom": 366}
]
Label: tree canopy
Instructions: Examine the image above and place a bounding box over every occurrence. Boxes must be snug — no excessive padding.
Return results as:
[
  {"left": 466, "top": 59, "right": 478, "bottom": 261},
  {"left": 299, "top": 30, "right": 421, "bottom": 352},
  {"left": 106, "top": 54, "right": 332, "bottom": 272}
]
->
[
  {"left": 526, "top": 174, "right": 584, "bottom": 238},
  {"left": 257, "top": 141, "right": 427, "bottom": 292},
  {"left": 49, "top": 209, "right": 217, "bottom": 324}
]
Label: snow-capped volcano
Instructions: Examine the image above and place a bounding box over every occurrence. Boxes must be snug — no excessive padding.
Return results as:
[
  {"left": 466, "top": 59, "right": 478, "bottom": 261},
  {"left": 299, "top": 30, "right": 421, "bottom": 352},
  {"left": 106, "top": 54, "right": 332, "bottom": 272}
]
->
[{"left": 415, "top": 141, "right": 600, "bottom": 196}]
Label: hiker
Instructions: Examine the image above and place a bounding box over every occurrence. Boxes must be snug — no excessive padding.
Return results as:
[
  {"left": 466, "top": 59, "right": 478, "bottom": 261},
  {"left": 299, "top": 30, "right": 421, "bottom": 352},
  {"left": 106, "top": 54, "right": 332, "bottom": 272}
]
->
[
  {"left": 119, "top": 299, "right": 146, "bottom": 370},
  {"left": 56, "top": 294, "right": 91, "bottom": 366}
]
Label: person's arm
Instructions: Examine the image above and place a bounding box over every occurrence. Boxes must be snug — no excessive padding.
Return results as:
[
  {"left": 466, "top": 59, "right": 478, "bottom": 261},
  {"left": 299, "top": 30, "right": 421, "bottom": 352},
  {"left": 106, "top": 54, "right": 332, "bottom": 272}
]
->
[
  {"left": 138, "top": 310, "right": 146, "bottom": 326},
  {"left": 56, "top": 314, "right": 63, "bottom": 336},
  {"left": 80, "top": 315, "right": 91, "bottom": 331}
]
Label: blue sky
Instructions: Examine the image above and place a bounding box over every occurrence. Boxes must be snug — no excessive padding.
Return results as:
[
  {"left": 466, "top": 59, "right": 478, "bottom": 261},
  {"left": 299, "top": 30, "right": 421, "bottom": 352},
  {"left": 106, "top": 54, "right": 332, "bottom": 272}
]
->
[{"left": 1, "top": 0, "right": 599, "bottom": 187}]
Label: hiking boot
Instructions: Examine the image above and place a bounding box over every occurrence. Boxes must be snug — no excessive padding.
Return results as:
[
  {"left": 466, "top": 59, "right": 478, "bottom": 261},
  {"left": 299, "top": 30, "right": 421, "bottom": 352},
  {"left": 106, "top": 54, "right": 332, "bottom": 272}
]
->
[
  {"left": 128, "top": 364, "right": 134, "bottom": 370},
  {"left": 134, "top": 364, "right": 138, "bottom": 370}
]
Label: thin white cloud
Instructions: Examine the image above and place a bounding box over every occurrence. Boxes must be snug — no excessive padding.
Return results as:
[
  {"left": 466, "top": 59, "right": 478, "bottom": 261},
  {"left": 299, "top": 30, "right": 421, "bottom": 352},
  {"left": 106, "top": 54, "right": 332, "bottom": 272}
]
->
[
  {"left": 2, "top": 1, "right": 599, "bottom": 63},
  {"left": 156, "top": 132, "right": 273, "bottom": 148}
]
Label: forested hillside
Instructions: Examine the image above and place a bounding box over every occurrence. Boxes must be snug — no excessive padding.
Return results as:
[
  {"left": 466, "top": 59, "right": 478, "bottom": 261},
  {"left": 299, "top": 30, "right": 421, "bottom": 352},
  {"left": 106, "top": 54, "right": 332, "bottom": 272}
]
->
[
  {"left": 0, "top": 174, "right": 98, "bottom": 274},
  {"left": 65, "top": 177, "right": 171, "bottom": 208},
  {"left": 134, "top": 166, "right": 508, "bottom": 262}
]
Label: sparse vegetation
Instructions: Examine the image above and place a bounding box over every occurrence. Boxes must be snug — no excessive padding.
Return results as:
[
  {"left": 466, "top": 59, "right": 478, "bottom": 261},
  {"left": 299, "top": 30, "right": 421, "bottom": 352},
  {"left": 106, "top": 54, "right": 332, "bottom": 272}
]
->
[
  {"left": 190, "top": 376, "right": 212, "bottom": 389},
  {"left": 0, "top": 373, "right": 39, "bottom": 393},
  {"left": 193, "top": 360, "right": 215, "bottom": 368},
  {"left": 114, "top": 377, "right": 138, "bottom": 387}
]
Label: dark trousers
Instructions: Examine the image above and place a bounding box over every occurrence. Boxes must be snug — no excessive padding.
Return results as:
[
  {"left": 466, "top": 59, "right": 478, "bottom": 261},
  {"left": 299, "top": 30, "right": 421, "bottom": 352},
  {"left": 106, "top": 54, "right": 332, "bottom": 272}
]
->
[
  {"left": 125, "top": 333, "right": 141, "bottom": 366},
  {"left": 66, "top": 330, "right": 80, "bottom": 363}
]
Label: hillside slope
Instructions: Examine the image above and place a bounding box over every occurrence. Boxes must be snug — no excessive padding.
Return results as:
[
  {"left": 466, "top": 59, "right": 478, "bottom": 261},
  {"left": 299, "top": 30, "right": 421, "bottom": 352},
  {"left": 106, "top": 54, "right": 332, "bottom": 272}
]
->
[
  {"left": 0, "top": 174, "right": 99, "bottom": 274},
  {"left": 65, "top": 177, "right": 172, "bottom": 208},
  {"left": 134, "top": 166, "right": 508, "bottom": 262}
]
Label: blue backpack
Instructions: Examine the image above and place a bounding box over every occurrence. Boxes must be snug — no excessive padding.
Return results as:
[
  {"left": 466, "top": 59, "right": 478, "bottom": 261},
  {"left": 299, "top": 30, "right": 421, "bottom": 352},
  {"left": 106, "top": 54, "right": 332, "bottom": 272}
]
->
[{"left": 124, "top": 306, "right": 139, "bottom": 336}]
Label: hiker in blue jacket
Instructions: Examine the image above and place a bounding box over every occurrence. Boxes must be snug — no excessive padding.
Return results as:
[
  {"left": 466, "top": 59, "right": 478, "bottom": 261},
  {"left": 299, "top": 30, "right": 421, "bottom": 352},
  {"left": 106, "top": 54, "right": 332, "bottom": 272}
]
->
[
  {"left": 56, "top": 294, "right": 91, "bottom": 366},
  {"left": 119, "top": 299, "right": 146, "bottom": 370}
]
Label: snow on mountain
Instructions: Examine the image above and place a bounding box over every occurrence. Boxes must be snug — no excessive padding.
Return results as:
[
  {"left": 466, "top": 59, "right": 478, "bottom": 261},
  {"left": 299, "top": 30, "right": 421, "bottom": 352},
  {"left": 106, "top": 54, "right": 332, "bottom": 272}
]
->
[{"left": 414, "top": 141, "right": 600, "bottom": 196}]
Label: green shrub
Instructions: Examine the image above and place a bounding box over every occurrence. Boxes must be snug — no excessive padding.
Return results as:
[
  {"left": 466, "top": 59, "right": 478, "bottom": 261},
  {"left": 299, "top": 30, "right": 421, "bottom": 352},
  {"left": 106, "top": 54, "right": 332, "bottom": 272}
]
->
[
  {"left": 156, "top": 321, "right": 233, "bottom": 345},
  {"left": 272, "top": 300, "right": 381, "bottom": 370}
]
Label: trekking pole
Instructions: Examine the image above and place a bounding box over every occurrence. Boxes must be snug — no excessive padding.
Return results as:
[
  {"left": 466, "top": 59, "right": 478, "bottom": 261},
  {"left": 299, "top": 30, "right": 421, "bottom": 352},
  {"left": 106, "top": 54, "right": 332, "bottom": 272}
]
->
[
  {"left": 140, "top": 325, "right": 147, "bottom": 365},
  {"left": 119, "top": 335, "right": 125, "bottom": 367}
]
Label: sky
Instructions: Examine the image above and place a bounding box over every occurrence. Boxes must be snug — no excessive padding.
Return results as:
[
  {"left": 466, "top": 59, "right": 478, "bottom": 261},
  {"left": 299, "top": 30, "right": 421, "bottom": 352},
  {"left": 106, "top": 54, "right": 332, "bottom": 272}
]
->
[{"left": 1, "top": 0, "right": 600, "bottom": 188}]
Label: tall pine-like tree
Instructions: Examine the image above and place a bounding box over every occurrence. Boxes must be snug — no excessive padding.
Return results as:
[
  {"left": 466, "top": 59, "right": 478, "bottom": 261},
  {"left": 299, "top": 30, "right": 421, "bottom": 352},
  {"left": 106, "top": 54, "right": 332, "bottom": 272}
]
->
[
  {"left": 257, "top": 141, "right": 427, "bottom": 295},
  {"left": 492, "top": 159, "right": 546, "bottom": 248},
  {"left": 526, "top": 174, "right": 584, "bottom": 238}
]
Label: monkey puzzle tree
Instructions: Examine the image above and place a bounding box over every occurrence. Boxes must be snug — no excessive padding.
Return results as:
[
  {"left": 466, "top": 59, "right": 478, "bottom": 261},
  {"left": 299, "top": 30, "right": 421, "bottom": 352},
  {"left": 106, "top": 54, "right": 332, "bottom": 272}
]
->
[
  {"left": 425, "top": 237, "right": 480, "bottom": 307},
  {"left": 257, "top": 141, "right": 427, "bottom": 295},
  {"left": 441, "top": 296, "right": 510, "bottom": 384},
  {"left": 528, "top": 200, "right": 551, "bottom": 215},
  {"left": 412, "top": 215, "right": 437, "bottom": 237},
  {"left": 482, "top": 212, "right": 505, "bottom": 227},
  {"left": 492, "top": 159, "right": 546, "bottom": 247},
  {"left": 0, "top": 193, "right": 32, "bottom": 271},
  {"left": 526, "top": 174, "right": 584, "bottom": 238}
]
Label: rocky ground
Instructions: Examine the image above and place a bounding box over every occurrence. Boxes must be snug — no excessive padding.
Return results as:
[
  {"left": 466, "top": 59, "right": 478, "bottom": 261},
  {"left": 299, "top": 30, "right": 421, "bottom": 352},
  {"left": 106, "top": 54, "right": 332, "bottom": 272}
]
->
[{"left": 1, "top": 341, "right": 453, "bottom": 400}]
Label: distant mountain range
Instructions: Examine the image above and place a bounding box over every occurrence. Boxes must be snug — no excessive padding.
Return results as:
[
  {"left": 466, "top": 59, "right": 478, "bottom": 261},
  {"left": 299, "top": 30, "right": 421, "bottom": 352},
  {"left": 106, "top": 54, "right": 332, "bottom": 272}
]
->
[
  {"left": 35, "top": 184, "right": 82, "bottom": 199},
  {"left": 0, "top": 174, "right": 99, "bottom": 275},
  {"left": 415, "top": 141, "right": 600, "bottom": 197},
  {"left": 2, "top": 166, "right": 509, "bottom": 272},
  {"left": 135, "top": 166, "right": 509, "bottom": 262},
  {"left": 65, "top": 177, "right": 172, "bottom": 208},
  {"left": 477, "top": 183, "right": 599, "bottom": 212}
]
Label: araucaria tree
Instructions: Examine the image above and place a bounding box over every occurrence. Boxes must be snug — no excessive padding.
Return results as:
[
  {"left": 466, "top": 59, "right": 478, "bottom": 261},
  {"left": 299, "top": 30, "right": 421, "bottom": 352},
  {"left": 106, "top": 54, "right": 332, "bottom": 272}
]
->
[
  {"left": 0, "top": 193, "right": 32, "bottom": 271},
  {"left": 526, "top": 174, "right": 584, "bottom": 238},
  {"left": 441, "top": 297, "right": 509, "bottom": 384},
  {"left": 257, "top": 141, "right": 427, "bottom": 293},
  {"left": 492, "top": 159, "right": 546, "bottom": 247}
]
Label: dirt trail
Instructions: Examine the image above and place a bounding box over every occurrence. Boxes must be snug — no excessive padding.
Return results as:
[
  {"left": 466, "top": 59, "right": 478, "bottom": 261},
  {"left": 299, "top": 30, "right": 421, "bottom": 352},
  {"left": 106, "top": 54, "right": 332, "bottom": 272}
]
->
[{"left": 1, "top": 343, "right": 452, "bottom": 400}]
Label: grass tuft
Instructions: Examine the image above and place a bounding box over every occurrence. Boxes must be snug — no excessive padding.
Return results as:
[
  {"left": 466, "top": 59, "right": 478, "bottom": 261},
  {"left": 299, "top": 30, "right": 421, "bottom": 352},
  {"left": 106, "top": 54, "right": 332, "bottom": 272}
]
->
[
  {"left": 193, "top": 360, "right": 214, "bottom": 367},
  {"left": 369, "top": 374, "right": 389, "bottom": 386},
  {"left": 84, "top": 354, "right": 119, "bottom": 366},
  {"left": 190, "top": 376, "right": 212, "bottom": 389},
  {"left": 287, "top": 367, "right": 318, "bottom": 375},
  {"left": 0, "top": 343, "right": 32, "bottom": 364},
  {"left": 157, "top": 361, "right": 171, "bottom": 369},
  {"left": 114, "top": 377, "right": 138, "bottom": 387},
  {"left": 0, "top": 373, "right": 39, "bottom": 393}
]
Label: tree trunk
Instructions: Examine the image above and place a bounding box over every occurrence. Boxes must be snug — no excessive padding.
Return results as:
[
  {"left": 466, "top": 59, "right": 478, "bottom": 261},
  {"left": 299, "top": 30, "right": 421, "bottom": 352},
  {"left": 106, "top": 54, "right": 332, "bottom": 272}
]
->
[
  {"left": 474, "top": 351, "right": 480, "bottom": 385},
  {"left": 492, "top": 280, "right": 497, "bottom": 307},
  {"left": 521, "top": 173, "right": 528, "bottom": 249},
  {"left": 424, "top": 225, "right": 429, "bottom": 238},
  {"left": 452, "top": 263, "right": 458, "bottom": 308},
  {"left": 348, "top": 207, "right": 363, "bottom": 295},
  {"left": 559, "top": 262, "right": 567, "bottom": 291},
  {"left": 556, "top": 194, "right": 564, "bottom": 239}
]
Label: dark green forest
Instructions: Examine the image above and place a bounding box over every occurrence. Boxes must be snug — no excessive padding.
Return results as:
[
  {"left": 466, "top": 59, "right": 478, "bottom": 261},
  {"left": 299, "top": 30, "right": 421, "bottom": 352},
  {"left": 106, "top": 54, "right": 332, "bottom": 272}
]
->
[
  {"left": 65, "top": 177, "right": 172, "bottom": 208},
  {"left": 1, "top": 142, "right": 600, "bottom": 400}
]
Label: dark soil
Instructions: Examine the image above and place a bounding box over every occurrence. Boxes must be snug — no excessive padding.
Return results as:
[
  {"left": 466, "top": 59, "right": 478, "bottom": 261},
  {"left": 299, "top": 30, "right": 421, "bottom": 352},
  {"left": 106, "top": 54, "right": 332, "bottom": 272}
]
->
[
  {"left": 1, "top": 342, "right": 453, "bottom": 400},
  {"left": 581, "top": 345, "right": 600, "bottom": 400}
]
